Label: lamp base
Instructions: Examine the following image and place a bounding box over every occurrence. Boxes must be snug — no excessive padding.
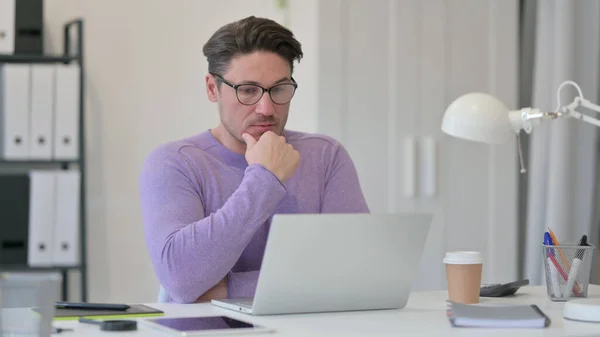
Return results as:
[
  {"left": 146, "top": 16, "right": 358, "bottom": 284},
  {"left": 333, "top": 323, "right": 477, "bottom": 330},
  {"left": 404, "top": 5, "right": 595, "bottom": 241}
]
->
[{"left": 564, "top": 298, "right": 600, "bottom": 323}]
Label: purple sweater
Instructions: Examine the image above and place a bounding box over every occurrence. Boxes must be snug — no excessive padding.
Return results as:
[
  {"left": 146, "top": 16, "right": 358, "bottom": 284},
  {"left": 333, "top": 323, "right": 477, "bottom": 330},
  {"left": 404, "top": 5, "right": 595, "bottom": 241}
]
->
[{"left": 139, "top": 129, "right": 369, "bottom": 303}]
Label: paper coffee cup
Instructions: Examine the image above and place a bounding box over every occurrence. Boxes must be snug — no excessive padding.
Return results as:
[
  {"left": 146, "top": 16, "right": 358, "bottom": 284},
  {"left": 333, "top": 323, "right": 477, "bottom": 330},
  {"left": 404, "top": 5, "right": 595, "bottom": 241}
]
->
[{"left": 443, "top": 251, "right": 483, "bottom": 304}]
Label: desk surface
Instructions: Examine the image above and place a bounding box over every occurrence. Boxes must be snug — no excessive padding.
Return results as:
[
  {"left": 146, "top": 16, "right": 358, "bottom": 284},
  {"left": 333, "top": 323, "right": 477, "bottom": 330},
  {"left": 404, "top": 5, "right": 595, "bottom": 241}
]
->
[{"left": 45, "top": 285, "right": 600, "bottom": 336}]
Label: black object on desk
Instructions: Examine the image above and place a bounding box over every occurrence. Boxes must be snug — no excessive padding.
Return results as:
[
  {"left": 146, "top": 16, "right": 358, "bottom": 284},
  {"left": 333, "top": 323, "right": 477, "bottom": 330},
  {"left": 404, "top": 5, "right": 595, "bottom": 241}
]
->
[
  {"left": 52, "top": 327, "right": 74, "bottom": 333},
  {"left": 480, "top": 279, "right": 529, "bottom": 297},
  {"left": 79, "top": 318, "right": 137, "bottom": 331},
  {"left": 56, "top": 302, "right": 130, "bottom": 311}
]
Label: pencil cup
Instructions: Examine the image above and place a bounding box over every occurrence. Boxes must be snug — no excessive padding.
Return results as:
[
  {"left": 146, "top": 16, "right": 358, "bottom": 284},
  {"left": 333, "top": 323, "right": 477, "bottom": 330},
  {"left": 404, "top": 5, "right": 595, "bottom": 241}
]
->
[{"left": 541, "top": 243, "right": 595, "bottom": 301}]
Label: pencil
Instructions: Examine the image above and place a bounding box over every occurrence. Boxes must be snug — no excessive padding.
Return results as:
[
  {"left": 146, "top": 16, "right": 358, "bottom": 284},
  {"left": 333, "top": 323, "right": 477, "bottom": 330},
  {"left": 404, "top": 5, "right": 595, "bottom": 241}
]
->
[{"left": 548, "top": 227, "right": 570, "bottom": 270}]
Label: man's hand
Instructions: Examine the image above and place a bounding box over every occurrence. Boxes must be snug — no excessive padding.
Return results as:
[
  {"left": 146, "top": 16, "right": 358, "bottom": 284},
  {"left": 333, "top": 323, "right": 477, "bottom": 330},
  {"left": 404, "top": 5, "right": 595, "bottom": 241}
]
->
[
  {"left": 195, "top": 277, "right": 227, "bottom": 303},
  {"left": 242, "top": 131, "right": 300, "bottom": 182}
]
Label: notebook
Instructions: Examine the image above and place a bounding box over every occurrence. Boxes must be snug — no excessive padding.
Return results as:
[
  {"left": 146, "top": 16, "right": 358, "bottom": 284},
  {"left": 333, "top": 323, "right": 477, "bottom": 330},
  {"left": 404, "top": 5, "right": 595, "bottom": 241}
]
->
[
  {"left": 446, "top": 302, "right": 551, "bottom": 328},
  {"left": 32, "top": 304, "right": 164, "bottom": 321}
]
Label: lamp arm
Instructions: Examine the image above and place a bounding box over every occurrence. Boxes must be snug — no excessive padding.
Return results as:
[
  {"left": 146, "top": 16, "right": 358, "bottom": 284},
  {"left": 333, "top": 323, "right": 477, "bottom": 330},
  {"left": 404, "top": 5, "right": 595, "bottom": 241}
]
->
[
  {"left": 579, "top": 98, "right": 600, "bottom": 114},
  {"left": 567, "top": 98, "right": 600, "bottom": 128},
  {"left": 510, "top": 82, "right": 600, "bottom": 174},
  {"left": 516, "top": 80, "right": 600, "bottom": 130},
  {"left": 552, "top": 80, "right": 600, "bottom": 127}
]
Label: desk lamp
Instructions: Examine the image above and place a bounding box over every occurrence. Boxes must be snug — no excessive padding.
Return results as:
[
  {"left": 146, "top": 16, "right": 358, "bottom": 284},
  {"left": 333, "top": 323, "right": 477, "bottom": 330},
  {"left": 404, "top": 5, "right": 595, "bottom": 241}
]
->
[
  {"left": 441, "top": 80, "right": 600, "bottom": 323},
  {"left": 441, "top": 80, "right": 600, "bottom": 173}
]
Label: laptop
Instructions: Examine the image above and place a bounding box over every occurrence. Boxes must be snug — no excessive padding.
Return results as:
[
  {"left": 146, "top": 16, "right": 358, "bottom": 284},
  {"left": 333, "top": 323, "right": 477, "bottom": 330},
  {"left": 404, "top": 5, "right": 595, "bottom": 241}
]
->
[{"left": 211, "top": 212, "right": 432, "bottom": 315}]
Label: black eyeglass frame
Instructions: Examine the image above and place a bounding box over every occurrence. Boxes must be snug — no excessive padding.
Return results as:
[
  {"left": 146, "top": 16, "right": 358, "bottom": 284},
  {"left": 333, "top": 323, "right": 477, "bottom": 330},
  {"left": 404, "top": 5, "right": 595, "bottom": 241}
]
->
[{"left": 210, "top": 72, "right": 298, "bottom": 106}]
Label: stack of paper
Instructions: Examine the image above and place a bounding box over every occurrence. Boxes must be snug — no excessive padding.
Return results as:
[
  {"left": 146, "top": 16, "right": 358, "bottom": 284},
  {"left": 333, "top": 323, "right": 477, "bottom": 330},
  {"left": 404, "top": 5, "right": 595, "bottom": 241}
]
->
[{"left": 446, "top": 302, "right": 551, "bottom": 328}]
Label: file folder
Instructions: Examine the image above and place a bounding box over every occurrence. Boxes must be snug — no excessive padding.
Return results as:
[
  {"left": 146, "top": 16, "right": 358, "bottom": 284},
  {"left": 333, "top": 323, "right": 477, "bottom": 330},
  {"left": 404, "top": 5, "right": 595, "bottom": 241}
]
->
[
  {"left": 0, "top": 0, "right": 16, "bottom": 54},
  {"left": 14, "top": 0, "right": 43, "bottom": 54},
  {"left": 0, "top": 63, "right": 30, "bottom": 160},
  {"left": 52, "top": 170, "right": 80, "bottom": 266},
  {"left": 29, "top": 65, "right": 55, "bottom": 160},
  {"left": 53, "top": 64, "right": 79, "bottom": 161},
  {"left": 27, "top": 171, "right": 56, "bottom": 267}
]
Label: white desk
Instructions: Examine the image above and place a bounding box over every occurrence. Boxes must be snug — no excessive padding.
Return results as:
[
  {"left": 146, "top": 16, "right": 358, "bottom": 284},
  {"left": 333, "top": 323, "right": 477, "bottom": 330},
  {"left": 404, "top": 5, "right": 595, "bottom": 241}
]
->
[{"left": 46, "top": 285, "right": 600, "bottom": 336}]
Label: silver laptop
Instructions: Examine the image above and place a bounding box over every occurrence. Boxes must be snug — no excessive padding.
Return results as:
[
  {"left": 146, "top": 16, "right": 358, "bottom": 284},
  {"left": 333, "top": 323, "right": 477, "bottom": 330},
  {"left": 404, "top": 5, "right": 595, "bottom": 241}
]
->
[{"left": 211, "top": 212, "right": 432, "bottom": 315}]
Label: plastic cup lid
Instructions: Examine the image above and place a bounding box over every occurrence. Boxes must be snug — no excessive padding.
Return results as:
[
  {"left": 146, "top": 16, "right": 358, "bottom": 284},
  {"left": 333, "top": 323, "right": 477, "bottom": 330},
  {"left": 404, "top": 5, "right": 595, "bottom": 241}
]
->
[{"left": 443, "top": 251, "right": 483, "bottom": 264}]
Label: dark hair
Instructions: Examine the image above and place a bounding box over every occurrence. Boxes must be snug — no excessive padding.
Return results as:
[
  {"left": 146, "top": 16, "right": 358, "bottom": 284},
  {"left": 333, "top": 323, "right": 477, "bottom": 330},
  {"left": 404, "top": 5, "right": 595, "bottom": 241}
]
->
[{"left": 202, "top": 16, "right": 303, "bottom": 76}]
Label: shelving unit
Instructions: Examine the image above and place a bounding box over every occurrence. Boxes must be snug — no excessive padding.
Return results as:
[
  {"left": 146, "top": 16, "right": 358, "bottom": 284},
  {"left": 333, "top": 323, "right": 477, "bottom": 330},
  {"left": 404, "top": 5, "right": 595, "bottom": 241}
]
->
[
  {"left": 0, "top": 19, "right": 87, "bottom": 302},
  {"left": 0, "top": 54, "right": 77, "bottom": 63}
]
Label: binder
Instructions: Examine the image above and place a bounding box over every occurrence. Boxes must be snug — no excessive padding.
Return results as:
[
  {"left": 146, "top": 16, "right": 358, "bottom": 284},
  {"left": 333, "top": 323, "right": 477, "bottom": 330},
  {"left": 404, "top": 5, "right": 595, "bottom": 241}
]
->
[
  {"left": 13, "top": 0, "right": 43, "bottom": 54},
  {"left": 0, "top": 174, "right": 29, "bottom": 265},
  {"left": 29, "top": 65, "right": 55, "bottom": 160},
  {"left": 53, "top": 64, "right": 79, "bottom": 161},
  {"left": 0, "top": 0, "right": 16, "bottom": 54},
  {"left": 52, "top": 170, "right": 80, "bottom": 266},
  {"left": 27, "top": 171, "right": 56, "bottom": 267},
  {"left": 0, "top": 63, "right": 30, "bottom": 160}
]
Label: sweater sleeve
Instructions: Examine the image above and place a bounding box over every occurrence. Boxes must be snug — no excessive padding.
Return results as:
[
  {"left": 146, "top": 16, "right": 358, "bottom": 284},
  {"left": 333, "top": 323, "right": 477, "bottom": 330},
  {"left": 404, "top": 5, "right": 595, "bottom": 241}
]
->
[
  {"left": 226, "top": 270, "right": 260, "bottom": 299},
  {"left": 321, "top": 143, "right": 370, "bottom": 213},
  {"left": 139, "top": 146, "right": 287, "bottom": 303}
]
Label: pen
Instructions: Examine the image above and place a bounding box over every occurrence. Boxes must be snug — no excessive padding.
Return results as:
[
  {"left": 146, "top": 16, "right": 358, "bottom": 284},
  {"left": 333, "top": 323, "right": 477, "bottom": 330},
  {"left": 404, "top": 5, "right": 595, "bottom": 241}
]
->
[
  {"left": 565, "top": 235, "right": 588, "bottom": 297},
  {"left": 544, "top": 232, "right": 554, "bottom": 256},
  {"left": 548, "top": 256, "right": 562, "bottom": 298},
  {"left": 544, "top": 232, "right": 562, "bottom": 297},
  {"left": 581, "top": 235, "right": 588, "bottom": 246},
  {"left": 544, "top": 231, "right": 582, "bottom": 296},
  {"left": 548, "top": 227, "right": 570, "bottom": 270},
  {"left": 549, "top": 228, "right": 583, "bottom": 295}
]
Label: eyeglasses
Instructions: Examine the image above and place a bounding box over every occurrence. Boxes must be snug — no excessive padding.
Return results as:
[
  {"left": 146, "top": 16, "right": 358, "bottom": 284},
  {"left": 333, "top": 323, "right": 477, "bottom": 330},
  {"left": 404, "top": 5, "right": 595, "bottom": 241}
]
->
[{"left": 210, "top": 73, "right": 298, "bottom": 105}]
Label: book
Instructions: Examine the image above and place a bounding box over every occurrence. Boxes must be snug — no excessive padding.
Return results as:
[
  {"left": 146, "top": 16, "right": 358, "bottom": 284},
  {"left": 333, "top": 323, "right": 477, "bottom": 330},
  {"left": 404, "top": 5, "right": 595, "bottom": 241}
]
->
[
  {"left": 32, "top": 304, "right": 164, "bottom": 321},
  {"left": 446, "top": 302, "right": 551, "bottom": 328}
]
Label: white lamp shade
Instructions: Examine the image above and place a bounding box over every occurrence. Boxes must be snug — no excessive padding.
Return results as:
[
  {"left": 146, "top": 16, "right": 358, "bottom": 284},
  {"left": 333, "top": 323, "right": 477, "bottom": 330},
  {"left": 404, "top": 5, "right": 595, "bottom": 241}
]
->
[{"left": 441, "top": 92, "right": 514, "bottom": 144}]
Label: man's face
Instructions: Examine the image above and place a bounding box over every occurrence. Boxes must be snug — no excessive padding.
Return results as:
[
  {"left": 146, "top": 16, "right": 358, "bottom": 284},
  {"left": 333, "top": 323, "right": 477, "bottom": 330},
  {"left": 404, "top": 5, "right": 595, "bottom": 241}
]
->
[{"left": 206, "top": 51, "right": 294, "bottom": 145}]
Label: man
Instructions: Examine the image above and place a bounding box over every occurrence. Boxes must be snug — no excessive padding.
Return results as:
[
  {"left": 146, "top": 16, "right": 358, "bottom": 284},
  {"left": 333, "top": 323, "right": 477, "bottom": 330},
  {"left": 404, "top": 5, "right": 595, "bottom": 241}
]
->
[{"left": 139, "top": 16, "right": 369, "bottom": 304}]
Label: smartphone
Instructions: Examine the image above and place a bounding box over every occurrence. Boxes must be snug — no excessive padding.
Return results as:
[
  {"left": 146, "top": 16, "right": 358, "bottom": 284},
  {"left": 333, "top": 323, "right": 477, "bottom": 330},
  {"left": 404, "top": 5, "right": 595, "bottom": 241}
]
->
[{"left": 139, "top": 316, "right": 274, "bottom": 336}]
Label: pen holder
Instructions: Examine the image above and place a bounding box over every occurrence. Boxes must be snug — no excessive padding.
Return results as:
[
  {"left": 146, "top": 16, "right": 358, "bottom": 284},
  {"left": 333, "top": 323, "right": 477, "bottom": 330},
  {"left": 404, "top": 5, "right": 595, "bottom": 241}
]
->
[{"left": 542, "top": 243, "right": 595, "bottom": 301}]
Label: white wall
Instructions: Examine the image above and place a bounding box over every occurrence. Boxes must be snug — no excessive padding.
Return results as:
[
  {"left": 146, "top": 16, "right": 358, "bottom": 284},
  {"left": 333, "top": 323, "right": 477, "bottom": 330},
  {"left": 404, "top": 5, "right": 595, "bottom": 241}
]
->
[{"left": 44, "top": 0, "right": 319, "bottom": 302}]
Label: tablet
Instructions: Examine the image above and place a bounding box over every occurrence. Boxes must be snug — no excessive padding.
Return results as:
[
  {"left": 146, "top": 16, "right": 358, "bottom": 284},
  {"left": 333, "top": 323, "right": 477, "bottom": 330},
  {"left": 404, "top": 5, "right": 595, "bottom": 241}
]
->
[{"left": 139, "top": 316, "right": 274, "bottom": 336}]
